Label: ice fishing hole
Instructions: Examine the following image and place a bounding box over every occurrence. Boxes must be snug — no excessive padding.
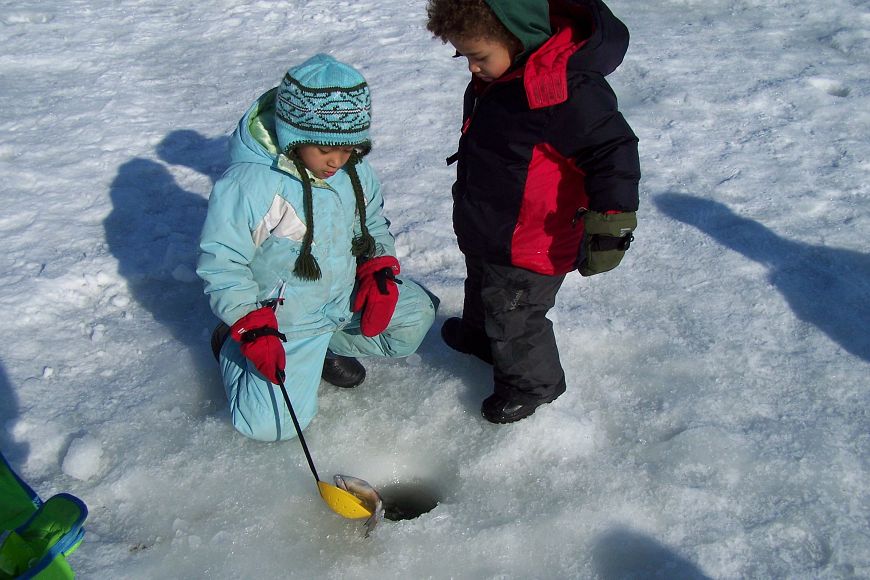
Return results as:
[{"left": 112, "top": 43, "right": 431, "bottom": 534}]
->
[{"left": 380, "top": 481, "right": 441, "bottom": 521}]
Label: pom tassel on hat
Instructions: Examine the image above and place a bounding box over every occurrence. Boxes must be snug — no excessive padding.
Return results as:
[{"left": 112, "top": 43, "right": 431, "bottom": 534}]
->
[
  {"left": 290, "top": 155, "right": 323, "bottom": 281},
  {"left": 294, "top": 251, "right": 322, "bottom": 281},
  {"left": 347, "top": 155, "right": 377, "bottom": 260}
]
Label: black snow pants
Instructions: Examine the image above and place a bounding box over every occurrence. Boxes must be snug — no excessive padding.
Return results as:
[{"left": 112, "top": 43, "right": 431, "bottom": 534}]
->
[{"left": 462, "top": 255, "right": 567, "bottom": 403}]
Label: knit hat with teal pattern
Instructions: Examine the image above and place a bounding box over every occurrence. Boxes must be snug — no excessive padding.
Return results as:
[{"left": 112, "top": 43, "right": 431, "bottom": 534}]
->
[
  {"left": 275, "top": 55, "right": 377, "bottom": 281},
  {"left": 276, "top": 54, "right": 371, "bottom": 153}
]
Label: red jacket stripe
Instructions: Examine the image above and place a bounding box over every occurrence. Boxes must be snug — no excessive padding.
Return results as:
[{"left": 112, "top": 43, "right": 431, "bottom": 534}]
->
[{"left": 511, "top": 143, "right": 588, "bottom": 274}]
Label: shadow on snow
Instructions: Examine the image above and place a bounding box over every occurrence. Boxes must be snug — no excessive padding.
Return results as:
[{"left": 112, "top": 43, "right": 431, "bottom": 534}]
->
[
  {"left": 655, "top": 193, "right": 870, "bottom": 363},
  {"left": 593, "top": 527, "right": 712, "bottom": 579},
  {"left": 104, "top": 130, "right": 229, "bottom": 392},
  {"left": 0, "top": 363, "right": 29, "bottom": 464}
]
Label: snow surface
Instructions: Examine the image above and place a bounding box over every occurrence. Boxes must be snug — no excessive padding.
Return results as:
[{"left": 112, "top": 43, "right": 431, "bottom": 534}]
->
[{"left": 0, "top": 0, "right": 868, "bottom": 578}]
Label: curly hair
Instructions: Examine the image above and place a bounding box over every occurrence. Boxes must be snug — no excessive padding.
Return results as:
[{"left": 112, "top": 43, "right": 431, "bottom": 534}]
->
[{"left": 426, "top": 0, "right": 522, "bottom": 52}]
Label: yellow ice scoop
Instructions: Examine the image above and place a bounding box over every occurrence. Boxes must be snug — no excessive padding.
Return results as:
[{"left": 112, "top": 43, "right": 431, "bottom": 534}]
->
[
  {"left": 277, "top": 378, "right": 374, "bottom": 521},
  {"left": 317, "top": 480, "right": 372, "bottom": 519}
]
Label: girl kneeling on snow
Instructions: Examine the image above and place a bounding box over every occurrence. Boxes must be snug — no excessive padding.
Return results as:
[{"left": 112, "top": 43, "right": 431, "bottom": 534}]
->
[{"left": 197, "top": 54, "right": 437, "bottom": 441}]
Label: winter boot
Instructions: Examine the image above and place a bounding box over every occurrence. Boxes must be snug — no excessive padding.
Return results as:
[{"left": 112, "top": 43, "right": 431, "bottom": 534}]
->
[
  {"left": 481, "top": 380, "right": 566, "bottom": 424},
  {"left": 210, "top": 322, "right": 230, "bottom": 362},
  {"left": 322, "top": 354, "right": 366, "bottom": 388},
  {"left": 440, "top": 317, "right": 493, "bottom": 364}
]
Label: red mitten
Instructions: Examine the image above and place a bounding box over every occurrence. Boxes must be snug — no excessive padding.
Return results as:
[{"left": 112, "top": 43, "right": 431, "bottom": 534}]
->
[
  {"left": 230, "top": 307, "right": 286, "bottom": 384},
  {"left": 352, "top": 256, "right": 401, "bottom": 337}
]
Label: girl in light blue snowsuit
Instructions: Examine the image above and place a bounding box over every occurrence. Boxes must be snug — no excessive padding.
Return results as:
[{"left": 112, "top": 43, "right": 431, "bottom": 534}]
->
[{"left": 197, "top": 55, "right": 437, "bottom": 442}]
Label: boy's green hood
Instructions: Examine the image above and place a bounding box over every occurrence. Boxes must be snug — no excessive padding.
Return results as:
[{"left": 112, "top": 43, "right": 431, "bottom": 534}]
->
[{"left": 484, "top": 0, "right": 551, "bottom": 55}]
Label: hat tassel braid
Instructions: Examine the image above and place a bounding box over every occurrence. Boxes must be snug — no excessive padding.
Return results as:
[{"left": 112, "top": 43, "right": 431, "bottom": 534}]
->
[
  {"left": 347, "top": 154, "right": 377, "bottom": 260},
  {"left": 290, "top": 155, "right": 323, "bottom": 281}
]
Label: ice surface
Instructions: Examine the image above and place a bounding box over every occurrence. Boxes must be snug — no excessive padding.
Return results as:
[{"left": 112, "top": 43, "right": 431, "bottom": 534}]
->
[
  {"left": 61, "top": 435, "right": 103, "bottom": 481},
  {"left": 0, "top": 0, "right": 867, "bottom": 577}
]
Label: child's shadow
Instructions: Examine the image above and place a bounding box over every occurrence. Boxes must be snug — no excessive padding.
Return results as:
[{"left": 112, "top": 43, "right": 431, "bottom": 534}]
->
[
  {"left": 656, "top": 193, "right": 870, "bottom": 362},
  {"left": 104, "top": 130, "right": 228, "bottom": 377},
  {"left": 593, "top": 528, "right": 712, "bottom": 579},
  {"left": 0, "top": 363, "right": 29, "bottom": 463}
]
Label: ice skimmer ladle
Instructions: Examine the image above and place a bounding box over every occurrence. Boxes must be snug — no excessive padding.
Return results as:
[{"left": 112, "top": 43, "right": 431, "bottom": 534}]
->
[{"left": 276, "top": 376, "right": 374, "bottom": 520}]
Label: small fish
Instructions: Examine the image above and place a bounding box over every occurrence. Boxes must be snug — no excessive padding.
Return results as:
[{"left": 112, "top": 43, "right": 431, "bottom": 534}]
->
[{"left": 333, "top": 474, "right": 384, "bottom": 537}]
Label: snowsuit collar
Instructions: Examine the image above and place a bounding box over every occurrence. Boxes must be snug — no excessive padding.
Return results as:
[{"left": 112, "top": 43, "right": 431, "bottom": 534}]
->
[{"left": 482, "top": 0, "right": 630, "bottom": 110}]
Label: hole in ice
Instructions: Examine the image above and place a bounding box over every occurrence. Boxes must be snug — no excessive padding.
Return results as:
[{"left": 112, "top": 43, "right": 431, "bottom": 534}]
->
[{"left": 379, "top": 481, "right": 441, "bottom": 521}]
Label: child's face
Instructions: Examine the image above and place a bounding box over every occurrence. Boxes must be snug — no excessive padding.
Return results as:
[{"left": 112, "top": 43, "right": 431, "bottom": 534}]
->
[
  {"left": 448, "top": 35, "right": 514, "bottom": 82},
  {"left": 296, "top": 144, "right": 355, "bottom": 180}
]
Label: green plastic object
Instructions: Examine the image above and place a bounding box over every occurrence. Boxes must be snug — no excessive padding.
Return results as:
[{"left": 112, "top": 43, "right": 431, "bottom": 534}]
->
[{"left": 0, "top": 452, "right": 87, "bottom": 579}]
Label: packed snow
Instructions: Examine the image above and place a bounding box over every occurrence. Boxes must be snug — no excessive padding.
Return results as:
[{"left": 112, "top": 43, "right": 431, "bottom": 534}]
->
[{"left": 0, "top": 0, "right": 867, "bottom": 578}]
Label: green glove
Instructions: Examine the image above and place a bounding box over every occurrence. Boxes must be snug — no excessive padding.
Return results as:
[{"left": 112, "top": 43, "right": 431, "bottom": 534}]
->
[{"left": 578, "top": 210, "right": 637, "bottom": 276}]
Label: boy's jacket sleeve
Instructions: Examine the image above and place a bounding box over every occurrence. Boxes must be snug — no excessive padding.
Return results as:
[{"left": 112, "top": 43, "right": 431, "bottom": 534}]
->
[
  {"left": 548, "top": 74, "right": 640, "bottom": 213},
  {"left": 197, "top": 177, "right": 261, "bottom": 325}
]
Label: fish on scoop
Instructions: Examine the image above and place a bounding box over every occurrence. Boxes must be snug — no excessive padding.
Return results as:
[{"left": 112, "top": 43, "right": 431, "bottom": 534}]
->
[{"left": 333, "top": 474, "right": 384, "bottom": 537}]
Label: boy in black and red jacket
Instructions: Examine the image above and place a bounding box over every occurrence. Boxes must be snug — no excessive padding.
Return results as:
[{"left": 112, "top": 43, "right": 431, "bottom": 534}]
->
[{"left": 427, "top": 0, "right": 640, "bottom": 423}]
